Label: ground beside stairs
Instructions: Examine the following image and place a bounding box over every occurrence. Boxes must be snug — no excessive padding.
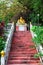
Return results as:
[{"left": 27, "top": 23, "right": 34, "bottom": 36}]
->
[{"left": 7, "top": 31, "right": 42, "bottom": 65}]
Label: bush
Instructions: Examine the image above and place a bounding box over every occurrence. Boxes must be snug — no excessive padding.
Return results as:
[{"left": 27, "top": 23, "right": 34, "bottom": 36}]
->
[
  {"left": 0, "top": 37, "right": 6, "bottom": 52},
  {"left": 31, "top": 26, "right": 43, "bottom": 46}
]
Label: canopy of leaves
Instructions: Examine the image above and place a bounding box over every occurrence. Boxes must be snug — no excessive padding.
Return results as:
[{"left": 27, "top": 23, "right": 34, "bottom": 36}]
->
[
  {"left": 0, "top": 0, "right": 43, "bottom": 25},
  {"left": 18, "top": 0, "right": 43, "bottom": 25},
  {"left": 0, "top": 0, "right": 26, "bottom": 23}
]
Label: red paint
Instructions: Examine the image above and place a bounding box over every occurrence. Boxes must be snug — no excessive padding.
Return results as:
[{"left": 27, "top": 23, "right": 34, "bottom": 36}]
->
[{"left": 7, "top": 31, "right": 42, "bottom": 65}]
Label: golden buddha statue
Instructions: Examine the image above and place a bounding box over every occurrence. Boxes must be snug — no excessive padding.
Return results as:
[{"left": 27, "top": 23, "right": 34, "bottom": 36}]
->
[{"left": 17, "top": 17, "right": 26, "bottom": 25}]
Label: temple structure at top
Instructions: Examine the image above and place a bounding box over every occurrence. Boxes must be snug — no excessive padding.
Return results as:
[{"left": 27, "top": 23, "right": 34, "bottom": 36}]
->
[{"left": 16, "top": 17, "right": 27, "bottom": 31}]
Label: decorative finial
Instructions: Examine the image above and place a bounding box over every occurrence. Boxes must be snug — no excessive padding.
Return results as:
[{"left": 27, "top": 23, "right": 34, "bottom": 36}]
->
[{"left": 1, "top": 50, "right": 5, "bottom": 57}]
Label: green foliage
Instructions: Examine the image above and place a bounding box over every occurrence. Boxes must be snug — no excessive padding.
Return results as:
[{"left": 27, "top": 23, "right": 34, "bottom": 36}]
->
[
  {"left": 0, "top": 36, "right": 6, "bottom": 52},
  {"left": 29, "top": 13, "right": 39, "bottom": 25},
  {"left": 34, "top": 52, "right": 43, "bottom": 58},
  {"left": 0, "top": 0, "right": 43, "bottom": 25},
  {"left": 31, "top": 26, "right": 43, "bottom": 45},
  {"left": 18, "top": 0, "right": 43, "bottom": 25},
  {"left": 0, "top": 0, "right": 26, "bottom": 24},
  {"left": 31, "top": 26, "right": 43, "bottom": 58}
]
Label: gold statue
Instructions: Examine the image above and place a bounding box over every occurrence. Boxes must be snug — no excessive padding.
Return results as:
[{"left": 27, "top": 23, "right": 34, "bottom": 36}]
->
[{"left": 17, "top": 17, "right": 26, "bottom": 25}]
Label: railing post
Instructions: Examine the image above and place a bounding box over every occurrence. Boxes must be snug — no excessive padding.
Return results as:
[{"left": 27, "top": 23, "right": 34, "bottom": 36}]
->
[
  {"left": 1, "top": 50, "right": 5, "bottom": 65},
  {"left": 30, "top": 22, "right": 34, "bottom": 38}
]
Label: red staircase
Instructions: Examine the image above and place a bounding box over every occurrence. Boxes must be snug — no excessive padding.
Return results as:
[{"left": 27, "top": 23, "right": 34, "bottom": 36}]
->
[{"left": 7, "top": 31, "right": 42, "bottom": 65}]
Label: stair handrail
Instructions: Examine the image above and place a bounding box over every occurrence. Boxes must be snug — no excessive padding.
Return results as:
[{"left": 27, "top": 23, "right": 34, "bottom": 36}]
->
[
  {"left": 30, "top": 22, "right": 43, "bottom": 65},
  {"left": 0, "top": 22, "right": 14, "bottom": 65}
]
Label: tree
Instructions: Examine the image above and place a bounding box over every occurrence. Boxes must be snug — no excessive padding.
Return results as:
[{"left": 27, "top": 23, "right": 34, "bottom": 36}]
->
[{"left": 18, "top": 0, "right": 43, "bottom": 25}]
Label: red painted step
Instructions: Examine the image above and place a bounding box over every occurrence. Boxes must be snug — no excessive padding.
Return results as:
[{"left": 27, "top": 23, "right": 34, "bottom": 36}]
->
[
  {"left": 7, "top": 64, "right": 42, "bottom": 65},
  {"left": 7, "top": 31, "right": 42, "bottom": 65}
]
